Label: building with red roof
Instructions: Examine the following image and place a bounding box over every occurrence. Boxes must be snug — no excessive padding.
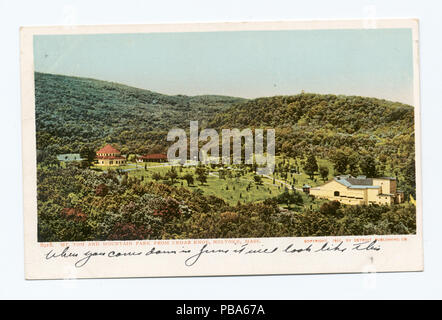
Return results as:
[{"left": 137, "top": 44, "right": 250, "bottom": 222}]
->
[
  {"left": 96, "top": 144, "right": 126, "bottom": 166},
  {"left": 137, "top": 153, "right": 168, "bottom": 163}
]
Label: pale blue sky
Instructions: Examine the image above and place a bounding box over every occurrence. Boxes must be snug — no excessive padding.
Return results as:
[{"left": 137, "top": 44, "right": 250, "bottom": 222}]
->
[{"left": 34, "top": 28, "right": 414, "bottom": 104}]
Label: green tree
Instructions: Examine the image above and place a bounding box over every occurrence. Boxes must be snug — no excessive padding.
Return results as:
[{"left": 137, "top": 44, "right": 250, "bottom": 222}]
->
[
  {"left": 152, "top": 172, "right": 162, "bottom": 181},
  {"left": 165, "top": 167, "right": 178, "bottom": 184},
  {"left": 275, "top": 190, "right": 303, "bottom": 209},
  {"left": 347, "top": 152, "right": 360, "bottom": 176},
  {"left": 360, "top": 155, "right": 377, "bottom": 177},
  {"left": 319, "top": 166, "right": 329, "bottom": 182},
  {"left": 183, "top": 173, "right": 194, "bottom": 186},
  {"left": 195, "top": 167, "right": 208, "bottom": 185},
  {"left": 196, "top": 174, "right": 207, "bottom": 185},
  {"left": 253, "top": 175, "right": 263, "bottom": 185},
  {"left": 331, "top": 149, "right": 348, "bottom": 175},
  {"left": 303, "top": 154, "right": 318, "bottom": 180},
  {"left": 79, "top": 145, "right": 96, "bottom": 166},
  {"left": 127, "top": 154, "right": 136, "bottom": 162},
  {"left": 319, "top": 200, "right": 341, "bottom": 215}
]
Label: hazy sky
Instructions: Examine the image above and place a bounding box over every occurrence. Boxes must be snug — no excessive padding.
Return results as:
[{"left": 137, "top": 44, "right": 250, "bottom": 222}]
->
[{"left": 34, "top": 28, "right": 414, "bottom": 104}]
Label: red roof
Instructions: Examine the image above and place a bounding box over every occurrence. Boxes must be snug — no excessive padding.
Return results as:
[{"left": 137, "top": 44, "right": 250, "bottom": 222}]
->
[
  {"left": 96, "top": 144, "right": 120, "bottom": 154},
  {"left": 140, "top": 153, "right": 168, "bottom": 160}
]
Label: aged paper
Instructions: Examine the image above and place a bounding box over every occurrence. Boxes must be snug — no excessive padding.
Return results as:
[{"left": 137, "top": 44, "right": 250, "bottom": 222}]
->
[{"left": 21, "top": 19, "right": 422, "bottom": 279}]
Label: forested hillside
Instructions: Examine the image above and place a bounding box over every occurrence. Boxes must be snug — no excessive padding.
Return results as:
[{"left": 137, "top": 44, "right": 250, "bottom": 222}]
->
[
  {"left": 210, "top": 92, "right": 414, "bottom": 159},
  {"left": 35, "top": 72, "right": 416, "bottom": 196},
  {"left": 210, "top": 93, "right": 416, "bottom": 196},
  {"left": 35, "top": 72, "right": 244, "bottom": 157}
]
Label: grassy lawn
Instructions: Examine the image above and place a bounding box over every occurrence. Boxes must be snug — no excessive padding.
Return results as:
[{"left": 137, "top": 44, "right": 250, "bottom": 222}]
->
[
  {"left": 191, "top": 172, "right": 282, "bottom": 205},
  {"left": 123, "top": 156, "right": 335, "bottom": 206},
  {"left": 88, "top": 156, "right": 338, "bottom": 207},
  {"left": 88, "top": 156, "right": 412, "bottom": 208},
  {"left": 128, "top": 165, "right": 284, "bottom": 205}
]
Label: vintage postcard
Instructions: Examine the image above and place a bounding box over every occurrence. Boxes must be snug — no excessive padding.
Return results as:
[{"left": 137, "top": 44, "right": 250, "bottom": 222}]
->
[{"left": 21, "top": 19, "right": 422, "bottom": 279}]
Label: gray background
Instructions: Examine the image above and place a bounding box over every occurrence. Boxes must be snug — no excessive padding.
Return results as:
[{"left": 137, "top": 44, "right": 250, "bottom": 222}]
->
[{"left": 1, "top": 0, "right": 440, "bottom": 299}]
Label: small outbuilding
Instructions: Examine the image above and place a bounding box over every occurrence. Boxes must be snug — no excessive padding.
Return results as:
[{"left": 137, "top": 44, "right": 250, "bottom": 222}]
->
[
  {"left": 302, "top": 184, "right": 311, "bottom": 194},
  {"left": 56, "top": 153, "right": 83, "bottom": 162},
  {"left": 137, "top": 153, "right": 168, "bottom": 163}
]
